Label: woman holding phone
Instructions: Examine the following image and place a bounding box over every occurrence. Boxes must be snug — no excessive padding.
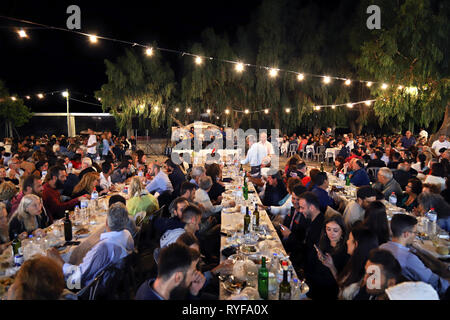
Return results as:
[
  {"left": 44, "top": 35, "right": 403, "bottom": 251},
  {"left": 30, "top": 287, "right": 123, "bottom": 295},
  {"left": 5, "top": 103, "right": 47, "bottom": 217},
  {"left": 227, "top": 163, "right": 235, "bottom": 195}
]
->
[{"left": 307, "top": 213, "right": 349, "bottom": 300}]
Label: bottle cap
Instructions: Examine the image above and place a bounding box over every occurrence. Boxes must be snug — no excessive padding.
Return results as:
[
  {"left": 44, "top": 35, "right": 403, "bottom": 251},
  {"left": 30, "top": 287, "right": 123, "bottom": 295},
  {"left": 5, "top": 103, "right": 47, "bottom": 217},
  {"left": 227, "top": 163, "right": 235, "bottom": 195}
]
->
[{"left": 430, "top": 208, "right": 435, "bottom": 211}]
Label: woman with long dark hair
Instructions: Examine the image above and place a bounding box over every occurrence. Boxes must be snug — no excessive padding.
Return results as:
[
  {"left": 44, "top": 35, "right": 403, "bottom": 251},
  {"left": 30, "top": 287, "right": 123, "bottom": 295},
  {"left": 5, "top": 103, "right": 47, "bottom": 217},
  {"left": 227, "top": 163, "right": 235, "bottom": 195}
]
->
[
  {"left": 363, "top": 201, "right": 390, "bottom": 245},
  {"left": 320, "top": 225, "right": 379, "bottom": 300},
  {"left": 309, "top": 213, "right": 349, "bottom": 300}
]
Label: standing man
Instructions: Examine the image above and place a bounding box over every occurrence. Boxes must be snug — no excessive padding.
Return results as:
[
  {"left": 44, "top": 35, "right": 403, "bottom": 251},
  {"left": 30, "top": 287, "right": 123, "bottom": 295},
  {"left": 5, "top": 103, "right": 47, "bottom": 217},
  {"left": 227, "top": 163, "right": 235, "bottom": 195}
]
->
[
  {"left": 241, "top": 135, "right": 267, "bottom": 177},
  {"left": 86, "top": 128, "right": 97, "bottom": 161},
  {"left": 258, "top": 132, "right": 275, "bottom": 156}
]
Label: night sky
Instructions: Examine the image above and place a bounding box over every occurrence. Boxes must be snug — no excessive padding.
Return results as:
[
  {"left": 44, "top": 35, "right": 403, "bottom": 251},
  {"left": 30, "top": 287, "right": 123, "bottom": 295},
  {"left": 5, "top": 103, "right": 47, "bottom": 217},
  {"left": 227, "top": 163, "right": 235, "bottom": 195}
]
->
[{"left": 0, "top": 0, "right": 263, "bottom": 113}]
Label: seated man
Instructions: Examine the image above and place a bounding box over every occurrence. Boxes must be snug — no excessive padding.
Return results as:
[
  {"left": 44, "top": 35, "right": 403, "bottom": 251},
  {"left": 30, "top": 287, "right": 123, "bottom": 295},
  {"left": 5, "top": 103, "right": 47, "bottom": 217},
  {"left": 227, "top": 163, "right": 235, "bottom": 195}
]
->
[
  {"left": 342, "top": 186, "right": 376, "bottom": 229},
  {"left": 110, "top": 161, "right": 131, "bottom": 184},
  {"left": 354, "top": 249, "right": 403, "bottom": 300},
  {"left": 349, "top": 159, "right": 371, "bottom": 187},
  {"left": 154, "top": 197, "right": 189, "bottom": 236},
  {"left": 146, "top": 163, "right": 174, "bottom": 195},
  {"left": 367, "top": 151, "right": 386, "bottom": 168},
  {"left": 387, "top": 152, "right": 402, "bottom": 170},
  {"left": 189, "top": 166, "right": 206, "bottom": 187},
  {"left": 194, "top": 176, "right": 234, "bottom": 219},
  {"left": 135, "top": 243, "right": 202, "bottom": 300},
  {"left": 47, "top": 202, "right": 134, "bottom": 289},
  {"left": 372, "top": 167, "right": 403, "bottom": 201},
  {"left": 393, "top": 163, "right": 412, "bottom": 190},
  {"left": 311, "top": 172, "right": 336, "bottom": 212},
  {"left": 380, "top": 214, "right": 449, "bottom": 297}
]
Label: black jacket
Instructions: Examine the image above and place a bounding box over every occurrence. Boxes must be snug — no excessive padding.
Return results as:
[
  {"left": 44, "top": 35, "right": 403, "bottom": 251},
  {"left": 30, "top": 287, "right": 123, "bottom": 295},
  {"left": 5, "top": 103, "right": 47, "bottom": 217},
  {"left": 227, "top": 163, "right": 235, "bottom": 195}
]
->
[
  {"left": 9, "top": 213, "right": 49, "bottom": 240},
  {"left": 367, "top": 159, "right": 386, "bottom": 168},
  {"left": 281, "top": 207, "right": 309, "bottom": 269}
]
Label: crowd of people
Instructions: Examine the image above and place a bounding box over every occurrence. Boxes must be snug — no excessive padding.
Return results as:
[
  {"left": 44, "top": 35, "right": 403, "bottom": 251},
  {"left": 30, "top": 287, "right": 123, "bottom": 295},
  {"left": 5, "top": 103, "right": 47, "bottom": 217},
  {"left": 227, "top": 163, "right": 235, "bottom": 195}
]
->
[{"left": 0, "top": 127, "right": 449, "bottom": 300}]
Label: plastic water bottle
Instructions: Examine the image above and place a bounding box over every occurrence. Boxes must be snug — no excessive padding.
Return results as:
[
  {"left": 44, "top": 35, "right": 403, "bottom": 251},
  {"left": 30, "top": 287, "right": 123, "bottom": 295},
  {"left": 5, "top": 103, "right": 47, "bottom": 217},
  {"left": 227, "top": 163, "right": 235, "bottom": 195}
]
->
[
  {"left": 74, "top": 205, "right": 80, "bottom": 222},
  {"left": 91, "top": 187, "right": 99, "bottom": 211},
  {"left": 291, "top": 278, "right": 301, "bottom": 300},
  {"left": 427, "top": 208, "right": 437, "bottom": 236},
  {"left": 389, "top": 192, "right": 397, "bottom": 206},
  {"left": 41, "top": 170, "right": 47, "bottom": 181},
  {"left": 80, "top": 200, "right": 88, "bottom": 224}
]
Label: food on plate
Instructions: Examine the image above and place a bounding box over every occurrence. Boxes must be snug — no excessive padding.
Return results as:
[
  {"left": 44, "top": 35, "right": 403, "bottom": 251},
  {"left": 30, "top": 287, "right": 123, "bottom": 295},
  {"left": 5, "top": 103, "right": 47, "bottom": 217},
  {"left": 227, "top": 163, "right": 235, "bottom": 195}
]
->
[
  {"left": 75, "top": 228, "right": 89, "bottom": 235},
  {"left": 436, "top": 245, "right": 449, "bottom": 256}
]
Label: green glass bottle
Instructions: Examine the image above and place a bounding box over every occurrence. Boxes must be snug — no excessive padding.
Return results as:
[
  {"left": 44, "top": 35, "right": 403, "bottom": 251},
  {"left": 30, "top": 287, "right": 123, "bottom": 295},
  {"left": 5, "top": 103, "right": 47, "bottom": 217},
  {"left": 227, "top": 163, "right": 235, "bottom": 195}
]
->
[
  {"left": 279, "top": 262, "right": 291, "bottom": 300},
  {"left": 12, "top": 233, "right": 21, "bottom": 256},
  {"left": 345, "top": 174, "right": 351, "bottom": 186},
  {"left": 244, "top": 206, "right": 251, "bottom": 234},
  {"left": 243, "top": 173, "right": 248, "bottom": 200},
  {"left": 258, "top": 256, "right": 269, "bottom": 300},
  {"left": 253, "top": 202, "right": 260, "bottom": 228}
]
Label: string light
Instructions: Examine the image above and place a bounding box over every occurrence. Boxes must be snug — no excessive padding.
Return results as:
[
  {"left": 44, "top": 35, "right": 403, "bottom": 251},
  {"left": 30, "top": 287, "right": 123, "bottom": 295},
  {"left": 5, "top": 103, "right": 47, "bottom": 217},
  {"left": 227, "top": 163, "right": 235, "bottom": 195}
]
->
[
  {"left": 25, "top": 96, "right": 31, "bottom": 100},
  {"left": 297, "top": 73, "right": 304, "bottom": 81},
  {"left": 17, "top": 29, "right": 27, "bottom": 38},
  {"left": 344, "top": 79, "right": 351, "bottom": 86},
  {"left": 244, "top": 109, "right": 249, "bottom": 114},
  {"left": 206, "top": 109, "right": 211, "bottom": 114},
  {"left": 154, "top": 105, "right": 159, "bottom": 111},
  {"left": 145, "top": 47, "right": 153, "bottom": 56},
  {"left": 235, "top": 63, "right": 244, "bottom": 72},
  {"left": 397, "top": 85, "right": 403, "bottom": 90},
  {"left": 139, "top": 104, "right": 145, "bottom": 111},
  {"left": 11, "top": 96, "right": 17, "bottom": 101},
  {"left": 195, "top": 56, "right": 203, "bottom": 65},
  {"left": 37, "top": 93, "right": 44, "bottom": 99},
  {"left": 186, "top": 107, "right": 191, "bottom": 113},
  {"left": 88, "top": 34, "right": 98, "bottom": 43},
  {"left": 2, "top": 16, "right": 399, "bottom": 89},
  {"left": 175, "top": 107, "right": 180, "bottom": 112},
  {"left": 381, "top": 83, "right": 388, "bottom": 90},
  {"left": 225, "top": 109, "right": 230, "bottom": 114},
  {"left": 269, "top": 68, "right": 278, "bottom": 78},
  {"left": 264, "top": 109, "right": 269, "bottom": 114},
  {"left": 97, "top": 97, "right": 101, "bottom": 101},
  {"left": 347, "top": 103, "right": 353, "bottom": 108},
  {"left": 364, "top": 100, "right": 372, "bottom": 106},
  {"left": 285, "top": 108, "right": 291, "bottom": 113},
  {"left": 314, "top": 106, "right": 321, "bottom": 111},
  {"left": 62, "top": 91, "right": 69, "bottom": 98},
  {"left": 331, "top": 105, "right": 336, "bottom": 110}
]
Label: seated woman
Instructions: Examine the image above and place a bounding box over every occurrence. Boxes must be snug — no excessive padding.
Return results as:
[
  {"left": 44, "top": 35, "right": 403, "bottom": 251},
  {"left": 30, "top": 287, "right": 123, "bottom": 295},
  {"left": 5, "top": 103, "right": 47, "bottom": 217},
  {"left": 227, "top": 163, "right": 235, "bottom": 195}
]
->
[
  {"left": 332, "top": 156, "right": 345, "bottom": 177},
  {"left": 205, "top": 163, "right": 225, "bottom": 205},
  {"left": 307, "top": 213, "right": 349, "bottom": 300},
  {"left": 126, "top": 176, "right": 159, "bottom": 216},
  {"left": 424, "top": 163, "right": 447, "bottom": 192},
  {"left": 363, "top": 201, "right": 390, "bottom": 245},
  {"left": 8, "top": 194, "right": 49, "bottom": 240},
  {"left": 0, "top": 202, "right": 11, "bottom": 254},
  {"left": 319, "top": 226, "right": 379, "bottom": 300},
  {"left": 0, "top": 181, "right": 19, "bottom": 218},
  {"left": 399, "top": 178, "right": 422, "bottom": 212},
  {"left": 417, "top": 192, "right": 450, "bottom": 232},
  {"left": 71, "top": 172, "right": 106, "bottom": 199}
]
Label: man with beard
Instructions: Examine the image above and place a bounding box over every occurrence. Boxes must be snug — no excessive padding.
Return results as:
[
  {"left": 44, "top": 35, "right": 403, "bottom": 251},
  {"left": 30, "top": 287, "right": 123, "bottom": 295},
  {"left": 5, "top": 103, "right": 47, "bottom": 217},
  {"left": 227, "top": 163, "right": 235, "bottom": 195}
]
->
[
  {"left": 135, "top": 242, "right": 203, "bottom": 300},
  {"left": 10, "top": 175, "right": 44, "bottom": 215},
  {"left": 42, "top": 165, "right": 88, "bottom": 223},
  {"left": 342, "top": 186, "right": 377, "bottom": 230}
]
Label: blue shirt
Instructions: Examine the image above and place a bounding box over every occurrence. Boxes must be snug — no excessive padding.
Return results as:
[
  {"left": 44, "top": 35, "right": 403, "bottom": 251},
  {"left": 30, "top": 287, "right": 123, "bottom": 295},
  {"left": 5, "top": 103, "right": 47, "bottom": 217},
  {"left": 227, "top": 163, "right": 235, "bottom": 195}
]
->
[
  {"left": 312, "top": 186, "right": 335, "bottom": 211},
  {"left": 146, "top": 171, "right": 174, "bottom": 194},
  {"left": 380, "top": 241, "right": 449, "bottom": 296},
  {"left": 350, "top": 168, "right": 371, "bottom": 187},
  {"left": 401, "top": 136, "right": 416, "bottom": 148},
  {"left": 135, "top": 279, "right": 165, "bottom": 300},
  {"left": 102, "top": 139, "right": 110, "bottom": 156}
]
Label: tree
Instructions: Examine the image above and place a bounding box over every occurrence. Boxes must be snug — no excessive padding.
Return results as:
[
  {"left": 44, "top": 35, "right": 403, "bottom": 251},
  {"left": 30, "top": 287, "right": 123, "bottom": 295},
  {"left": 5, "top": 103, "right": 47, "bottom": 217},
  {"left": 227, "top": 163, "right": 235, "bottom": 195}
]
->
[
  {"left": 95, "top": 47, "right": 176, "bottom": 134},
  {"left": 0, "top": 80, "right": 32, "bottom": 138},
  {"left": 355, "top": 0, "right": 449, "bottom": 138}
]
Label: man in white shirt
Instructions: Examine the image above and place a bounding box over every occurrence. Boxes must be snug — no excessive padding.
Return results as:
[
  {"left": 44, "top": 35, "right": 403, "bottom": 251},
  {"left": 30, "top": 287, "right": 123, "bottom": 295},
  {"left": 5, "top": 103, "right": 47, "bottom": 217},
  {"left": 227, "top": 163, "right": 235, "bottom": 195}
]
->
[
  {"left": 194, "top": 176, "right": 235, "bottom": 218},
  {"left": 241, "top": 135, "right": 267, "bottom": 177},
  {"left": 86, "top": 128, "right": 97, "bottom": 160},
  {"left": 258, "top": 132, "right": 275, "bottom": 156},
  {"left": 146, "top": 163, "right": 174, "bottom": 195},
  {"left": 100, "top": 162, "right": 115, "bottom": 192},
  {"left": 431, "top": 135, "right": 450, "bottom": 156}
]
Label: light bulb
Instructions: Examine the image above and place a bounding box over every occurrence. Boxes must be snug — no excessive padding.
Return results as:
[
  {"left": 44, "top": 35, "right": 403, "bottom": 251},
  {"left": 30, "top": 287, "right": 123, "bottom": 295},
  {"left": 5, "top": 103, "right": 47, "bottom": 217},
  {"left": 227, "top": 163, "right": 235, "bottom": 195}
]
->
[
  {"left": 25, "top": 96, "right": 31, "bottom": 100},
  {"left": 264, "top": 109, "right": 269, "bottom": 114},
  {"left": 225, "top": 109, "right": 230, "bottom": 114},
  {"left": 244, "top": 109, "right": 249, "bottom": 114},
  {"left": 175, "top": 108, "right": 180, "bottom": 112},
  {"left": 331, "top": 105, "right": 336, "bottom": 110},
  {"left": 89, "top": 35, "right": 98, "bottom": 43},
  {"left": 323, "top": 76, "right": 331, "bottom": 84},
  {"left": 269, "top": 68, "right": 278, "bottom": 78},
  {"left": 62, "top": 91, "right": 69, "bottom": 98},
  {"left": 145, "top": 48, "right": 153, "bottom": 56},
  {"left": 18, "top": 29, "right": 28, "bottom": 38},
  {"left": 397, "top": 85, "right": 403, "bottom": 90},
  {"left": 11, "top": 97, "right": 17, "bottom": 101},
  {"left": 297, "top": 73, "right": 304, "bottom": 81},
  {"left": 364, "top": 101, "right": 372, "bottom": 106},
  {"left": 235, "top": 63, "right": 244, "bottom": 72},
  {"left": 366, "top": 82, "right": 373, "bottom": 87},
  {"left": 285, "top": 108, "right": 291, "bottom": 113},
  {"left": 206, "top": 109, "right": 211, "bottom": 114},
  {"left": 381, "top": 83, "right": 388, "bottom": 90},
  {"left": 186, "top": 108, "right": 192, "bottom": 113},
  {"left": 195, "top": 56, "right": 202, "bottom": 65},
  {"left": 37, "top": 93, "right": 44, "bottom": 99},
  {"left": 345, "top": 79, "right": 351, "bottom": 86},
  {"left": 347, "top": 103, "right": 353, "bottom": 108}
]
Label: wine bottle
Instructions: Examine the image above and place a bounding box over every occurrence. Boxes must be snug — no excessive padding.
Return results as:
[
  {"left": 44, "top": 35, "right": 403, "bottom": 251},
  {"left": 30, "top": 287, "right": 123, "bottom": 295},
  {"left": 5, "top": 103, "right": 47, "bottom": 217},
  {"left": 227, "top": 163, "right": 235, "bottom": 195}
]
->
[
  {"left": 243, "top": 173, "right": 248, "bottom": 200},
  {"left": 64, "top": 210, "right": 73, "bottom": 241},
  {"left": 320, "top": 161, "right": 324, "bottom": 172},
  {"left": 244, "top": 206, "right": 251, "bottom": 234},
  {"left": 12, "top": 233, "right": 21, "bottom": 256},
  {"left": 345, "top": 174, "right": 351, "bottom": 186},
  {"left": 258, "top": 256, "right": 269, "bottom": 300},
  {"left": 253, "top": 202, "right": 260, "bottom": 228},
  {"left": 279, "top": 261, "right": 292, "bottom": 300}
]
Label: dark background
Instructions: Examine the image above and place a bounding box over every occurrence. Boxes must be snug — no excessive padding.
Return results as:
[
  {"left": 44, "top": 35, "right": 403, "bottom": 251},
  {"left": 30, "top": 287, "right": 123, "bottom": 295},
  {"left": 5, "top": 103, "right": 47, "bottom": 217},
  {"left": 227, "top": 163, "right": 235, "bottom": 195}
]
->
[{"left": 0, "top": 0, "right": 263, "bottom": 113}]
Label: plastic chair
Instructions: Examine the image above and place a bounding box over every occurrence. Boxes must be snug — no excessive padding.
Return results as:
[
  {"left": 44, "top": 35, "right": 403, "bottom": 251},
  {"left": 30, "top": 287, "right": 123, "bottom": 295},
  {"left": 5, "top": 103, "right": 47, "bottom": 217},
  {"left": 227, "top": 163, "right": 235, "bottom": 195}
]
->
[
  {"left": 288, "top": 143, "right": 298, "bottom": 157},
  {"left": 367, "top": 167, "right": 381, "bottom": 183},
  {"left": 313, "top": 146, "right": 327, "bottom": 162}
]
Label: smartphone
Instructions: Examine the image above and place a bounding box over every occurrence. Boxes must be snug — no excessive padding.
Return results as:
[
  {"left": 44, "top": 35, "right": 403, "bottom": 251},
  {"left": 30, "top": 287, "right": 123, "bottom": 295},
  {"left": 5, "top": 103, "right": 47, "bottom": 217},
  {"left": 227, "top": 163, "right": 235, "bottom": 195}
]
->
[
  {"left": 314, "top": 244, "right": 324, "bottom": 259},
  {"left": 280, "top": 225, "right": 286, "bottom": 231}
]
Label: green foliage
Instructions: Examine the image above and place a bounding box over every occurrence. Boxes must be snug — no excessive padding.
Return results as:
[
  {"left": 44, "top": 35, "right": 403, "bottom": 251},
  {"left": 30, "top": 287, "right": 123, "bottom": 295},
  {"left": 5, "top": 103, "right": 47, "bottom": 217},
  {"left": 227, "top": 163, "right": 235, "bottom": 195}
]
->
[
  {"left": 95, "top": 46, "right": 176, "bottom": 133},
  {"left": 0, "top": 80, "right": 32, "bottom": 128},
  {"left": 355, "top": 0, "right": 449, "bottom": 129}
]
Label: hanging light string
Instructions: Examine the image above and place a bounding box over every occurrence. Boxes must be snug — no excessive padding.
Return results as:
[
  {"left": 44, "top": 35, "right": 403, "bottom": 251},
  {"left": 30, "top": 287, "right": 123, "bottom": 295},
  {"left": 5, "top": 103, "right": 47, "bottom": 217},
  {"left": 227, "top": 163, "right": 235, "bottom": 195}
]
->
[{"left": 0, "top": 15, "right": 399, "bottom": 88}]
